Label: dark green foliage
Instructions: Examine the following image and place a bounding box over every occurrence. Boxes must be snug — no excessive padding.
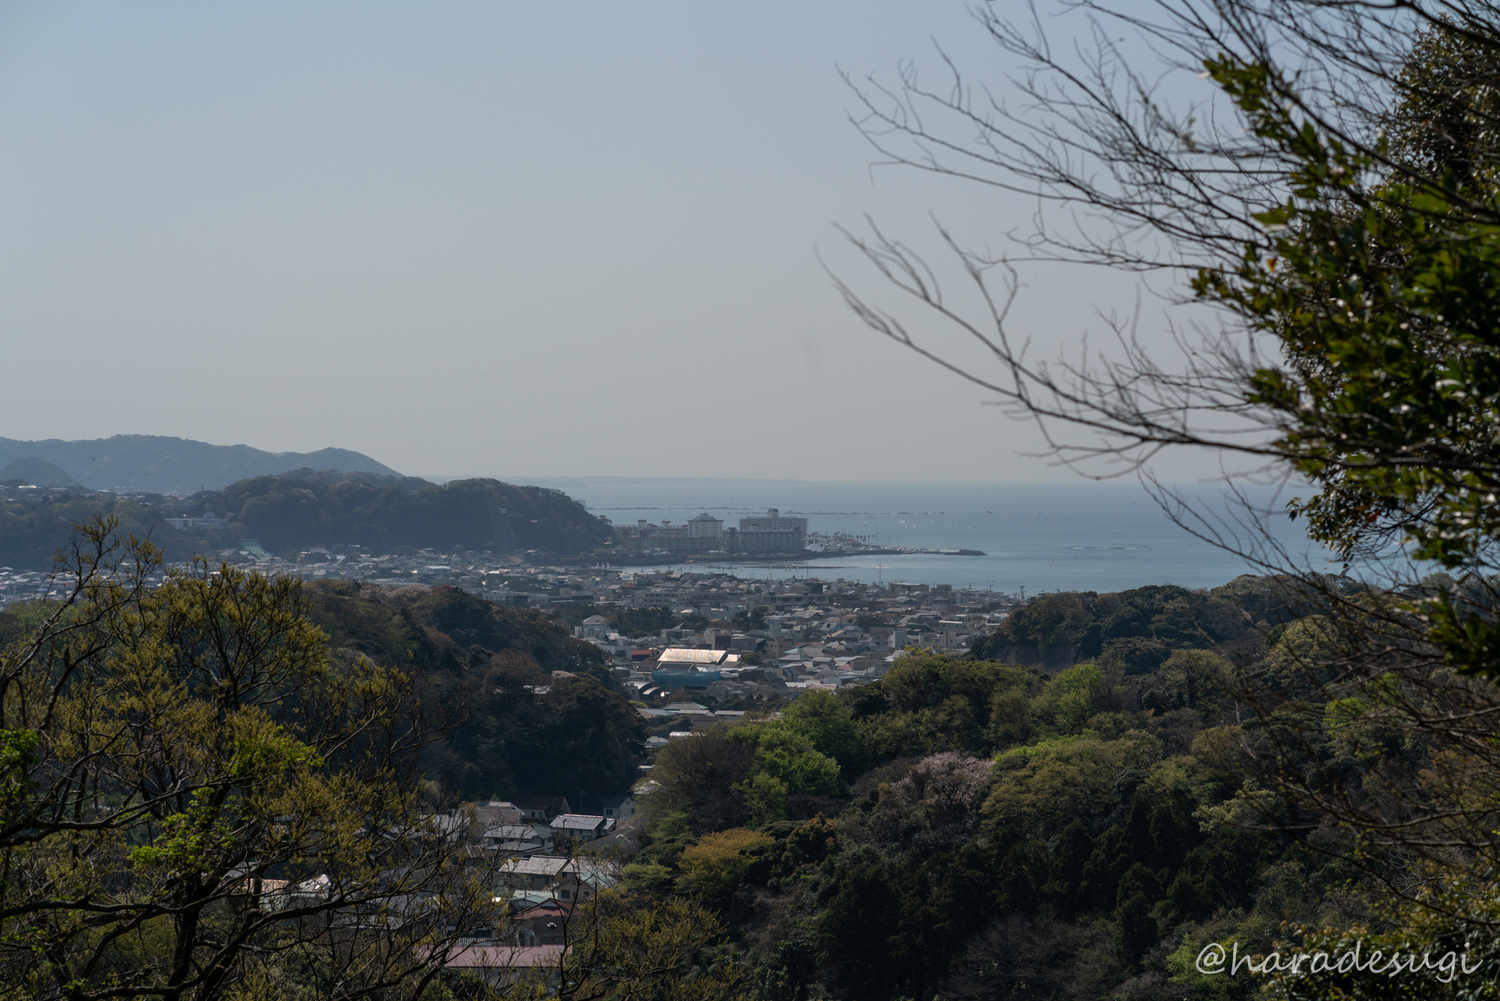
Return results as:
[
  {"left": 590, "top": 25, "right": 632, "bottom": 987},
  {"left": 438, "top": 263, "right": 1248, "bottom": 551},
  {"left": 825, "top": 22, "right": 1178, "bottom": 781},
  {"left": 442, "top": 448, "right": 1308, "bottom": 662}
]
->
[
  {"left": 939, "top": 910, "right": 1118, "bottom": 1001},
  {"left": 970, "top": 581, "right": 1286, "bottom": 673},
  {"left": 0, "top": 601, "right": 54, "bottom": 649},
  {"left": 310, "top": 581, "right": 613, "bottom": 680},
  {"left": 609, "top": 605, "right": 682, "bottom": 636},
  {"left": 305, "top": 581, "right": 642, "bottom": 799},
  {"left": 1048, "top": 820, "right": 1094, "bottom": 916},
  {"left": 1184, "top": 824, "right": 1273, "bottom": 912},
  {"left": 876, "top": 651, "right": 1046, "bottom": 755},
  {"left": 1161, "top": 870, "right": 1205, "bottom": 926},
  {"left": 1100, "top": 636, "right": 1169, "bottom": 675},
  {"left": 972, "top": 590, "right": 1097, "bottom": 656},
  {"left": 781, "top": 814, "right": 840, "bottom": 871},
  {"left": 633, "top": 831, "right": 702, "bottom": 873},
  {"left": 1148, "top": 799, "right": 1195, "bottom": 869},
  {"left": 0, "top": 471, "right": 615, "bottom": 568},
  {"left": 196, "top": 471, "right": 614, "bottom": 556},
  {"left": 645, "top": 728, "right": 757, "bottom": 832},
  {"left": 0, "top": 494, "right": 205, "bottom": 570},
  {"left": 748, "top": 937, "right": 817, "bottom": 1001},
  {"left": 814, "top": 846, "right": 904, "bottom": 997},
  {"left": 837, "top": 678, "right": 890, "bottom": 718},
  {"left": 1113, "top": 889, "right": 1157, "bottom": 969},
  {"left": 733, "top": 606, "right": 770, "bottom": 631},
  {"left": 442, "top": 661, "right": 643, "bottom": 800},
  {"left": 593, "top": 579, "right": 1385, "bottom": 999},
  {"left": 1208, "top": 574, "right": 1308, "bottom": 624}
]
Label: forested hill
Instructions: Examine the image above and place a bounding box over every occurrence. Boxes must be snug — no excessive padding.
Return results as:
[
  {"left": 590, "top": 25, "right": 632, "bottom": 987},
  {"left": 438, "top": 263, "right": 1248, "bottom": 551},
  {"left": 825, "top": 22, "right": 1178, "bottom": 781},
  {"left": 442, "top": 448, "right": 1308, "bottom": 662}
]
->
[
  {"left": 305, "top": 581, "right": 644, "bottom": 800},
  {"left": 195, "top": 471, "right": 614, "bottom": 555},
  {"left": 0, "top": 495, "right": 179, "bottom": 570},
  {"left": 968, "top": 576, "right": 1351, "bottom": 673},
  {"left": 619, "top": 578, "right": 1378, "bottom": 1000},
  {"left": 0, "top": 578, "right": 644, "bottom": 805},
  {"left": 0, "top": 434, "right": 398, "bottom": 493},
  {"left": 0, "top": 471, "right": 615, "bottom": 568}
]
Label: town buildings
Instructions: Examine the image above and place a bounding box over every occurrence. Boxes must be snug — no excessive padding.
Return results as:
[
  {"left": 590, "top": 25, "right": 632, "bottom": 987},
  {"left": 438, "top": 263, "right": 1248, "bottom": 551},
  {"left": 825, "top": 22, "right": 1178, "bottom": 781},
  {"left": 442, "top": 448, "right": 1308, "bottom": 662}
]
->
[{"left": 614, "top": 508, "right": 809, "bottom": 555}]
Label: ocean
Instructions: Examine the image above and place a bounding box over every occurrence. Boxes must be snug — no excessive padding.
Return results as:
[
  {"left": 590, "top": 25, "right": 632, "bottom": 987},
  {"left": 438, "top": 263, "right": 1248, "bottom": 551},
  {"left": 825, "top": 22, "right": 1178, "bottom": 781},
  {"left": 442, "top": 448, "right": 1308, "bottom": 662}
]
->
[{"left": 514, "top": 477, "right": 1340, "bottom": 596}]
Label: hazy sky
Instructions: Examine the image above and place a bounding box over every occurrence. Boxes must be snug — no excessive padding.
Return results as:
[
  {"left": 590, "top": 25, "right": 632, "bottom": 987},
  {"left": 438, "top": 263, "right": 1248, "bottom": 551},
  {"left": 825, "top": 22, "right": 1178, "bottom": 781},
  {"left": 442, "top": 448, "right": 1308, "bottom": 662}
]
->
[{"left": 0, "top": 1, "right": 1216, "bottom": 483}]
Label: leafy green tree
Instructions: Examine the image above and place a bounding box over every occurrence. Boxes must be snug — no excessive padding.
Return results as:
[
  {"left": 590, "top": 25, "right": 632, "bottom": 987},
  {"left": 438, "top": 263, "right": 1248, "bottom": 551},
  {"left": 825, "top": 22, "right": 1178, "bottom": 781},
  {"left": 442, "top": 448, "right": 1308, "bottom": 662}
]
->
[
  {"left": 831, "top": 0, "right": 1500, "bottom": 970},
  {"left": 609, "top": 605, "right": 678, "bottom": 637},
  {"left": 983, "top": 730, "right": 1161, "bottom": 836},
  {"left": 879, "top": 651, "right": 1043, "bottom": 753},
  {"left": 440, "top": 654, "right": 644, "bottom": 800},
  {"left": 779, "top": 689, "right": 862, "bottom": 767},
  {"left": 729, "top": 723, "right": 841, "bottom": 810},
  {"left": 305, "top": 581, "right": 640, "bottom": 799},
  {"left": 676, "top": 829, "right": 776, "bottom": 901},
  {"left": 731, "top": 606, "right": 769, "bottom": 632},
  {"left": 1159, "top": 648, "right": 1232, "bottom": 711},
  {"left": 0, "top": 519, "right": 490, "bottom": 1001},
  {"left": 1029, "top": 662, "right": 1103, "bottom": 735},
  {"left": 1114, "top": 888, "right": 1158, "bottom": 970},
  {"left": 813, "top": 846, "right": 902, "bottom": 999},
  {"left": 734, "top": 771, "right": 791, "bottom": 829},
  {"left": 642, "top": 729, "right": 756, "bottom": 833},
  {"left": 970, "top": 592, "right": 1097, "bottom": 659},
  {"left": 779, "top": 814, "right": 840, "bottom": 872},
  {"left": 1099, "top": 636, "right": 1170, "bottom": 676}
]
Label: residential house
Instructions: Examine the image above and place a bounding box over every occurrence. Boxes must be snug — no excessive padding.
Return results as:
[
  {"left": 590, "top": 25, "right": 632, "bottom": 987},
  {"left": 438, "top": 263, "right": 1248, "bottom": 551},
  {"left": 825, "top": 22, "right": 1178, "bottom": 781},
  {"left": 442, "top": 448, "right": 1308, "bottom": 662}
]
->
[
  {"left": 599, "top": 795, "right": 636, "bottom": 823},
  {"left": 473, "top": 800, "right": 525, "bottom": 828},
  {"left": 511, "top": 899, "right": 572, "bottom": 946},
  {"left": 493, "top": 856, "right": 570, "bottom": 898},
  {"left": 577, "top": 615, "right": 611, "bottom": 639},
  {"left": 492, "top": 856, "right": 620, "bottom": 903},
  {"left": 442, "top": 944, "right": 565, "bottom": 987},
  {"left": 549, "top": 814, "right": 612, "bottom": 847},
  {"left": 483, "top": 824, "right": 553, "bottom": 856},
  {"left": 511, "top": 795, "right": 571, "bottom": 824}
]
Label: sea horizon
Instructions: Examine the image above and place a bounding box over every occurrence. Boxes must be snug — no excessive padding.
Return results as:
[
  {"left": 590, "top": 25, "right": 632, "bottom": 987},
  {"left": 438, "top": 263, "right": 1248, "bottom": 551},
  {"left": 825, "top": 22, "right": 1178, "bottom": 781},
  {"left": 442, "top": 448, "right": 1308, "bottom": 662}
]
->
[{"left": 457, "top": 476, "right": 1351, "bottom": 595}]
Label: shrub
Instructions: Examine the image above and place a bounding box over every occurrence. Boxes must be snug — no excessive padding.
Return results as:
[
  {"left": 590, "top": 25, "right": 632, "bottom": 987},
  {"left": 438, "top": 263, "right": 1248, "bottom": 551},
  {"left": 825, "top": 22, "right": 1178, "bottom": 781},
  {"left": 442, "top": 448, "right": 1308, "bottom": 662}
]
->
[{"left": 677, "top": 828, "right": 776, "bottom": 900}]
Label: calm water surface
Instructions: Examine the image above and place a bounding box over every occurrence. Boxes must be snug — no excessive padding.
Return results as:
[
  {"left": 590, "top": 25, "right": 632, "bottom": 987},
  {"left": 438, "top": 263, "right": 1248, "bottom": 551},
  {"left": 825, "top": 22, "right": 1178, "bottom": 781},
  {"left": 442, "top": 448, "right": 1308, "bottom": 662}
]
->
[{"left": 516, "top": 478, "right": 1339, "bottom": 595}]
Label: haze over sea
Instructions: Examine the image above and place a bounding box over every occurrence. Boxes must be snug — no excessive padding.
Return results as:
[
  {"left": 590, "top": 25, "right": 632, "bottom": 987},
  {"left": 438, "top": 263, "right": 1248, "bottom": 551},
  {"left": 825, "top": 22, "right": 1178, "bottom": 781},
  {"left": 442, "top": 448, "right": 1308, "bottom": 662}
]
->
[{"left": 506, "top": 477, "right": 1338, "bottom": 595}]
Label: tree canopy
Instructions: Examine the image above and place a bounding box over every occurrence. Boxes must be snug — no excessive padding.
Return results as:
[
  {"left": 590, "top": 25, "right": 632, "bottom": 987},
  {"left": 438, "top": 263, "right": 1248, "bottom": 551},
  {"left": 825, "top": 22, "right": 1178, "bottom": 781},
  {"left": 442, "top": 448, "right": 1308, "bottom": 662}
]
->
[
  {"left": 201, "top": 471, "right": 615, "bottom": 557},
  {"left": 0, "top": 520, "right": 490, "bottom": 1000},
  {"left": 304, "top": 581, "right": 644, "bottom": 800}
]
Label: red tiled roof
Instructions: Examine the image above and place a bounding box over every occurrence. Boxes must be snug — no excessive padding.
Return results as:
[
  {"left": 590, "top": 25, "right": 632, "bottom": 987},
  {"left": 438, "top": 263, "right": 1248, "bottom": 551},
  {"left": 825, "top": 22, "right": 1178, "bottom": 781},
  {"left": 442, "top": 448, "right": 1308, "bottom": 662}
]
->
[{"left": 445, "top": 945, "right": 566, "bottom": 969}]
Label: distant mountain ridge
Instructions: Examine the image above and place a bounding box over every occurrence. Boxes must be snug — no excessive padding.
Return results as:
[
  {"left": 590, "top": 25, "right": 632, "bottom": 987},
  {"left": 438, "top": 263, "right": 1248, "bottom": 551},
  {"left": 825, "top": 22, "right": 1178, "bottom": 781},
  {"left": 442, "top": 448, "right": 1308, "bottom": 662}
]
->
[{"left": 0, "top": 435, "right": 400, "bottom": 493}]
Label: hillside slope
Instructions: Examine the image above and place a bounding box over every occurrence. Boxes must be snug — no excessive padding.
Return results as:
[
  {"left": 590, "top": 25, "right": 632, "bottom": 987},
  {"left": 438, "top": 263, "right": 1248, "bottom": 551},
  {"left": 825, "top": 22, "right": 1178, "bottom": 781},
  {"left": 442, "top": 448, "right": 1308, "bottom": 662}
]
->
[
  {"left": 195, "top": 471, "right": 615, "bottom": 556},
  {"left": 306, "top": 580, "right": 643, "bottom": 799},
  {"left": 0, "top": 470, "right": 615, "bottom": 568},
  {"left": 0, "top": 458, "right": 82, "bottom": 488},
  {"left": 0, "top": 435, "right": 399, "bottom": 492}
]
